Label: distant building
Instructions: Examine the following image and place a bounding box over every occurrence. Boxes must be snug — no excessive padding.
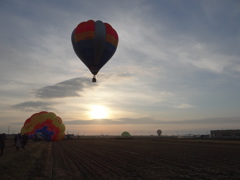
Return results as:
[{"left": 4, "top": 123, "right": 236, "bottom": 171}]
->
[{"left": 211, "top": 129, "right": 240, "bottom": 140}]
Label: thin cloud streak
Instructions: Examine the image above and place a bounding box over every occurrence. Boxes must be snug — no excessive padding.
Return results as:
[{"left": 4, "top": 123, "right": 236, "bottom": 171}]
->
[
  {"left": 12, "top": 101, "right": 56, "bottom": 112},
  {"left": 66, "top": 117, "right": 240, "bottom": 125},
  {"left": 33, "top": 77, "right": 96, "bottom": 99}
]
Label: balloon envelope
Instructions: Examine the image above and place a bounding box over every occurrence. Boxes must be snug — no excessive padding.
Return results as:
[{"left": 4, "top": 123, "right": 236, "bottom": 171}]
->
[
  {"left": 121, "top": 131, "right": 131, "bottom": 137},
  {"left": 21, "top": 111, "right": 65, "bottom": 141},
  {"left": 71, "top": 20, "right": 118, "bottom": 79},
  {"left": 157, "top": 129, "right": 162, "bottom": 136}
]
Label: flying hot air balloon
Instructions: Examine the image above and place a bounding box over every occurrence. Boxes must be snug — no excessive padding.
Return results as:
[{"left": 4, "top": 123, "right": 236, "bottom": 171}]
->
[
  {"left": 71, "top": 20, "right": 119, "bottom": 82},
  {"left": 157, "top": 129, "right": 162, "bottom": 136}
]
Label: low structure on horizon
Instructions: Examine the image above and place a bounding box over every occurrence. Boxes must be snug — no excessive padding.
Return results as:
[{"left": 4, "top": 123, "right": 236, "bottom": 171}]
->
[{"left": 211, "top": 129, "right": 240, "bottom": 140}]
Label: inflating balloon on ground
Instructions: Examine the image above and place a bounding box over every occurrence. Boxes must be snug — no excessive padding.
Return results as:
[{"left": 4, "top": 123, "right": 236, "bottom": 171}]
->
[
  {"left": 21, "top": 111, "right": 65, "bottom": 141},
  {"left": 121, "top": 131, "right": 131, "bottom": 137},
  {"left": 71, "top": 20, "right": 119, "bottom": 82}
]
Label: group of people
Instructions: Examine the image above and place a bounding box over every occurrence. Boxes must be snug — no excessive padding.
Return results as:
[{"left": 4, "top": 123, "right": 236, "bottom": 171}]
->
[
  {"left": 14, "top": 133, "right": 28, "bottom": 151},
  {"left": 0, "top": 133, "right": 29, "bottom": 156}
]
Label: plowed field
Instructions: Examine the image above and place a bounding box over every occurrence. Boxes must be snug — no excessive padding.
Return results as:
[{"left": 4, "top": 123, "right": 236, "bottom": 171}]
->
[{"left": 1, "top": 137, "right": 240, "bottom": 179}]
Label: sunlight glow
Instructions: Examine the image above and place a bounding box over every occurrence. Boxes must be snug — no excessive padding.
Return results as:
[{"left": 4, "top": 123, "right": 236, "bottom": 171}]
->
[{"left": 90, "top": 105, "right": 109, "bottom": 119}]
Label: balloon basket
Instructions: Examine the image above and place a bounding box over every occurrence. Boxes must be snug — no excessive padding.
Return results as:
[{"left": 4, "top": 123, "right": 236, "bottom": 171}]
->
[{"left": 92, "top": 77, "right": 96, "bottom": 82}]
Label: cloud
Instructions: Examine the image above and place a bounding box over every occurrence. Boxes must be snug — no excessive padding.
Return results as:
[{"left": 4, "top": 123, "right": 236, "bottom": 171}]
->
[
  {"left": 12, "top": 101, "right": 56, "bottom": 112},
  {"left": 163, "top": 117, "right": 240, "bottom": 125},
  {"left": 65, "top": 118, "right": 158, "bottom": 125},
  {"left": 10, "top": 77, "right": 98, "bottom": 113},
  {"left": 65, "top": 117, "right": 240, "bottom": 125},
  {"left": 33, "top": 77, "right": 96, "bottom": 99}
]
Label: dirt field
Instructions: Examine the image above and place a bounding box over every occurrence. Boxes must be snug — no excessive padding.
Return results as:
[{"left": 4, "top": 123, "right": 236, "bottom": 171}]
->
[{"left": 1, "top": 137, "right": 240, "bottom": 180}]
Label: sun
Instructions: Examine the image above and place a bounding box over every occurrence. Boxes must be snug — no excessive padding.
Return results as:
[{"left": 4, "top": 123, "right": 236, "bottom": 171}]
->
[{"left": 89, "top": 105, "right": 109, "bottom": 119}]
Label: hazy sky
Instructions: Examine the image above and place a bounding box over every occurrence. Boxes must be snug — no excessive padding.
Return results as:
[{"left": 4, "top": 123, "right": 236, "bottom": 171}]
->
[{"left": 0, "top": 0, "right": 240, "bottom": 135}]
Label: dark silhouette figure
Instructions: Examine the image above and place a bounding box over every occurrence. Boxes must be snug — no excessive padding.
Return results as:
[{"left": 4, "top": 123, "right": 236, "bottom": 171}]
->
[
  {"left": 0, "top": 133, "right": 6, "bottom": 156},
  {"left": 21, "top": 134, "right": 28, "bottom": 149},
  {"left": 14, "top": 134, "right": 23, "bottom": 151}
]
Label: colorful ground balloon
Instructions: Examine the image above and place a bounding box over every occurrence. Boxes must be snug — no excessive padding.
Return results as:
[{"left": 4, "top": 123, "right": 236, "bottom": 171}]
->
[
  {"left": 21, "top": 111, "right": 65, "bottom": 141},
  {"left": 71, "top": 20, "right": 118, "bottom": 82}
]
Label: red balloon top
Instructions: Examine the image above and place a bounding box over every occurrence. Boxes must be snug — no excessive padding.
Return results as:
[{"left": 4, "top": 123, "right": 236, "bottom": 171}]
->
[{"left": 73, "top": 20, "right": 118, "bottom": 47}]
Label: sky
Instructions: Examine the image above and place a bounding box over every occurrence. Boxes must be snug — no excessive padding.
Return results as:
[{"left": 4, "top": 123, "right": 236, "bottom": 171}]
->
[{"left": 0, "top": 0, "right": 240, "bottom": 135}]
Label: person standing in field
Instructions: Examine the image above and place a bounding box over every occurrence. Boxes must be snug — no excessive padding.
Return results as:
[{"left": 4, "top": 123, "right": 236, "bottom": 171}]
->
[
  {"left": 0, "top": 133, "right": 6, "bottom": 156},
  {"left": 14, "top": 133, "right": 23, "bottom": 152},
  {"left": 21, "top": 134, "right": 28, "bottom": 149}
]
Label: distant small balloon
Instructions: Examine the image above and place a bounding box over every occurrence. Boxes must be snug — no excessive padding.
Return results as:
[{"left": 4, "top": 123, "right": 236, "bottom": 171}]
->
[
  {"left": 121, "top": 131, "right": 131, "bottom": 137},
  {"left": 157, "top": 129, "right": 162, "bottom": 136},
  {"left": 21, "top": 111, "right": 65, "bottom": 141}
]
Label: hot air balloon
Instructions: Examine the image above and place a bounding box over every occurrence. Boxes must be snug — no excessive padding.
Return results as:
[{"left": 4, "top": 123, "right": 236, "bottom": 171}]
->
[
  {"left": 157, "top": 129, "right": 162, "bottom": 136},
  {"left": 121, "top": 131, "right": 131, "bottom": 137},
  {"left": 21, "top": 111, "right": 65, "bottom": 141},
  {"left": 71, "top": 20, "right": 119, "bottom": 82}
]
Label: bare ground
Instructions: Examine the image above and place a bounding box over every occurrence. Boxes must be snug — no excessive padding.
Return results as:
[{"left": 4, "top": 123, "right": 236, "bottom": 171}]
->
[{"left": 1, "top": 137, "right": 240, "bottom": 180}]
